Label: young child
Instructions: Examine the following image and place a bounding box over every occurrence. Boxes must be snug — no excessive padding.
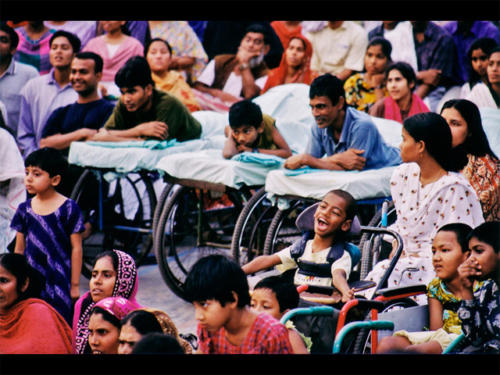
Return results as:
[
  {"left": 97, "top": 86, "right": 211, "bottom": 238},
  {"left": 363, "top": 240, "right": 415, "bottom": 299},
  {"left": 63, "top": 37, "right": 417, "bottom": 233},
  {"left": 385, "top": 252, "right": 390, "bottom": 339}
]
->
[
  {"left": 376, "top": 223, "right": 476, "bottom": 354},
  {"left": 250, "top": 275, "right": 311, "bottom": 354},
  {"left": 242, "top": 189, "right": 357, "bottom": 303},
  {"left": 11, "top": 147, "right": 85, "bottom": 324},
  {"left": 222, "top": 100, "right": 292, "bottom": 159},
  {"left": 457, "top": 221, "right": 500, "bottom": 354},
  {"left": 184, "top": 254, "right": 293, "bottom": 354}
]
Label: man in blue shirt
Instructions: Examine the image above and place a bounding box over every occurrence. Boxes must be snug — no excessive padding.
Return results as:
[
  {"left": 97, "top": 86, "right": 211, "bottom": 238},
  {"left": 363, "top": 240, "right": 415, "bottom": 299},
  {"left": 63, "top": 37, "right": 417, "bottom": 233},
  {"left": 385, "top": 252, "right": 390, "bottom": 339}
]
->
[{"left": 284, "top": 73, "right": 401, "bottom": 171}]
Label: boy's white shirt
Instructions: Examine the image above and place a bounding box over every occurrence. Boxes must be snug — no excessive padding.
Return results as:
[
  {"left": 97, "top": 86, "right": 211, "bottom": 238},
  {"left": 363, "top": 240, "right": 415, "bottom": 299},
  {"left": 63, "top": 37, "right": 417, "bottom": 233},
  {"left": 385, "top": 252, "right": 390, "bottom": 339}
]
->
[{"left": 275, "top": 239, "right": 352, "bottom": 288}]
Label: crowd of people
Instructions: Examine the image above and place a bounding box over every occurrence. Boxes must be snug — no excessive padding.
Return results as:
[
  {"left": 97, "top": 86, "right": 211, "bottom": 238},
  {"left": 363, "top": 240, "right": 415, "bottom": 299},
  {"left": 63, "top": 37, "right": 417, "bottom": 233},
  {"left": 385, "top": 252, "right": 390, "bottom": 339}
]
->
[{"left": 0, "top": 20, "right": 499, "bottom": 355}]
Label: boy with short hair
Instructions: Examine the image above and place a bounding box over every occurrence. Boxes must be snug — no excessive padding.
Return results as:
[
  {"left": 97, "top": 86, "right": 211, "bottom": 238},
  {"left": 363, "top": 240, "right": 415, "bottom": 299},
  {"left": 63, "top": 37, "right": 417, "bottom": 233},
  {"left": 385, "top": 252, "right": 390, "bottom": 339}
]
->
[
  {"left": 242, "top": 189, "right": 358, "bottom": 302},
  {"left": 222, "top": 100, "right": 292, "bottom": 159},
  {"left": 184, "top": 254, "right": 293, "bottom": 354}
]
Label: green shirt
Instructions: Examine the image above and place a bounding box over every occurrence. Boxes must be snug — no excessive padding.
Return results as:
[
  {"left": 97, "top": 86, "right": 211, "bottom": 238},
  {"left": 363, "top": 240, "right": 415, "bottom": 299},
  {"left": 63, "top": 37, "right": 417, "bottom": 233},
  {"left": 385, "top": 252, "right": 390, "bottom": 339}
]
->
[{"left": 105, "top": 88, "right": 202, "bottom": 141}]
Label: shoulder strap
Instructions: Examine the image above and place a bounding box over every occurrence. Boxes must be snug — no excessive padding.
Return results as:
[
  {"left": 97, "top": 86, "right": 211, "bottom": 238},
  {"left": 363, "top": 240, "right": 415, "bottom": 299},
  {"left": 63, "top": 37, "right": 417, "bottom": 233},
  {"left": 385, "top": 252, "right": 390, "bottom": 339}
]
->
[{"left": 290, "top": 231, "right": 314, "bottom": 261}]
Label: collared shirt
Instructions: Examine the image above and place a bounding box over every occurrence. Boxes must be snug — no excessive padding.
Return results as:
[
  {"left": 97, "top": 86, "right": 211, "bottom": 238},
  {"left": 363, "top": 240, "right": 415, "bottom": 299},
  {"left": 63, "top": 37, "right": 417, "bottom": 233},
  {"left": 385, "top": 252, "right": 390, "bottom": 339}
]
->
[
  {"left": 307, "top": 21, "right": 368, "bottom": 75},
  {"left": 413, "top": 22, "right": 459, "bottom": 86},
  {"left": 0, "top": 59, "right": 39, "bottom": 134},
  {"left": 17, "top": 69, "right": 77, "bottom": 157},
  {"left": 306, "top": 106, "right": 401, "bottom": 170},
  {"left": 444, "top": 21, "right": 500, "bottom": 83}
]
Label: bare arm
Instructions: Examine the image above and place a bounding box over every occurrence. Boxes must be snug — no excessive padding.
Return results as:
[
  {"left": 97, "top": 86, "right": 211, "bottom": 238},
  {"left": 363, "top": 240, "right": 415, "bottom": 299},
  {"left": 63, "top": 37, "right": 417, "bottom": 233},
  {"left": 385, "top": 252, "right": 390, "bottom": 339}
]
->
[
  {"left": 428, "top": 296, "right": 444, "bottom": 331},
  {"left": 14, "top": 232, "right": 25, "bottom": 254},
  {"left": 193, "top": 82, "right": 240, "bottom": 103},
  {"left": 331, "top": 269, "right": 354, "bottom": 303},
  {"left": 70, "top": 233, "right": 83, "bottom": 302},
  {"left": 92, "top": 122, "right": 169, "bottom": 142},
  {"left": 336, "top": 69, "right": 355, "bottom": 82},
  {"left": 222, "top": 134, "right": 239, "bottom": 159},
  {"left": 415, "top": 69, "right": 442, "bottom": 99},
  {"left": 288, "top": 329, "right": 309, "bottom": 354},
  {"left": 242, "top": 254, "right": 282, "bottom": 275},
  {"left": 169, "top": 56, "right": 196, "bottom": 71},
  {"left": 240, "top": 66, "right": 262, "bottom": 99},
  {"left": 283, "top": 153, "right": 344, "bottom": 170},
  {"left": 40, "top": 128, "right": 98, "bottom": 150},
  {"left": 256, "top": 127, "right": 292, "bottom": 158}
]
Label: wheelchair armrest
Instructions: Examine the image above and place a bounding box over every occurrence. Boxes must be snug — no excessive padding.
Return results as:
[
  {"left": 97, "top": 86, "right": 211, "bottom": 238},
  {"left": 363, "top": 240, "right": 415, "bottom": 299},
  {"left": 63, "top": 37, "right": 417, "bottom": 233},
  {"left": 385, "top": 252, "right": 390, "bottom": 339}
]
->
[
  {"left": 442, "top": 333, "right": 465, "bottom": 354},
  {"left": 333, "top": 320, "right": 394, "bottom": 354},
  {"left": 280, "top": 306, "right": 336, "bottom": 325},
  {"left": 374, "top": 284, "right": 427, "bottom": 299}
]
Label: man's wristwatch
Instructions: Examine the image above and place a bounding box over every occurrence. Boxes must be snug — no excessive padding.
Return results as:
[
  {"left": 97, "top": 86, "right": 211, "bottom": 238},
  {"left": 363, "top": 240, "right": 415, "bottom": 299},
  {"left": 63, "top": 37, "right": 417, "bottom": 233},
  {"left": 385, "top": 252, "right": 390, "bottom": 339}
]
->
[{"left": 239, "top": 63, "right": 249, "bottom": 71}]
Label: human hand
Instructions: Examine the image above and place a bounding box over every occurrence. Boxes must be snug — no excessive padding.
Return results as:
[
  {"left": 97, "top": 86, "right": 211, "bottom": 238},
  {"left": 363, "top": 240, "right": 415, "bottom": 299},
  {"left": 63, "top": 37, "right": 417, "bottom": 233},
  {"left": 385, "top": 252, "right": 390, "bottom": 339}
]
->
[
  {"left": 215, "top": 90, "right": 241, "bottom": 104},
  {"left": 237, "top": 46, "right": 258, "bottom": 64},
  {"left": 372, "top": 73, "right": 385, "bottom": 88},
  {"left": 79, "top": 128, "right": 98, "bottom": 140},
  {"left": 89, "top": 128, "right": 110, "bottom": 141},
  {"left": 341, "top": 288, "right": 355, "bottom": 303},
  {"left": 71, "top": 285, "right": 80, "bottom": 302},
  {"left": 420, "top": 69, "right": 442, "bottom": 86},
  {"left": 98, "top": 84, "right": 108, "bottom": 98},
  {"left": 138, "top": 121, "right": 169, "bottom": 139},
  {"left": 458, "top": 257, "right": 482, "bottom": 289},
  {"left": 335, "top": 149, "right": 366, "bottom": 170},
  {"left": 284, "top": 154, "right": 306, "bottom": 169},
  {"left": 236, "top": 144, "right": 252, "bottom": 153}
]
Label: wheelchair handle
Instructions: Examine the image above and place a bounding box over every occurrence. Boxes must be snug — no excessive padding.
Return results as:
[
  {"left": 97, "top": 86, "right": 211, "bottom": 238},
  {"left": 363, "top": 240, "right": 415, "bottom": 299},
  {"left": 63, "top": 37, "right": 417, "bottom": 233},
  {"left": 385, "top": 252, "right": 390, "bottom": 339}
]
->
[
  {"left": 280, "top": 306, "right": 336, "bottom": 325},
  {"left": 381, "top": 200, "right": 388, "bottom": 227},
  {"left": 333, "top": 320, "right": 394, "bottom": 354}
]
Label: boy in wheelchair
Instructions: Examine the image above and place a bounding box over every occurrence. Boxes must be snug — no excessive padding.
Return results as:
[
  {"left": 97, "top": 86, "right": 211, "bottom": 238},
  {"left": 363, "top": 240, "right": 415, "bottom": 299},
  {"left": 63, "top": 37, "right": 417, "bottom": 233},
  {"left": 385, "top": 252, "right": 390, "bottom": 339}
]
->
[{"left": 242, "top": 189, "right": 359, "bottom": 303}]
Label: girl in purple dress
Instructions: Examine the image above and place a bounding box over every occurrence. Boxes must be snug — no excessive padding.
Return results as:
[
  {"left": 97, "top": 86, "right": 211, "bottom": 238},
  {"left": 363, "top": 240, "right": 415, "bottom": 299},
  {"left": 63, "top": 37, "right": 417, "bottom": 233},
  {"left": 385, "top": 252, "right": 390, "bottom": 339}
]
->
[{"left": 11, "top": 147, "right": 85, "bottom": 323}]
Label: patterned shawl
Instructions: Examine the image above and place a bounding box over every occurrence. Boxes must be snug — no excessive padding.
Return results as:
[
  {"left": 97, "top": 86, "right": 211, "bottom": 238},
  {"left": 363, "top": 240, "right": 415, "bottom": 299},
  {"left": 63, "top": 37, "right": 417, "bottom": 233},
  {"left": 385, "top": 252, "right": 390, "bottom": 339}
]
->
[{"left": 72, "top": 250, "right": 139, "bottom": 354}]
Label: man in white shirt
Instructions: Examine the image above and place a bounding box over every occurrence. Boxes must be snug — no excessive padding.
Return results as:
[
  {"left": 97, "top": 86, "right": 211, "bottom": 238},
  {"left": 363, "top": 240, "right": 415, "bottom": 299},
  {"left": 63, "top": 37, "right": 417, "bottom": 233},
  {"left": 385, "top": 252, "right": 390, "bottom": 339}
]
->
[{"left": 194, "top": 24, "right": 270, "bottom": 104}]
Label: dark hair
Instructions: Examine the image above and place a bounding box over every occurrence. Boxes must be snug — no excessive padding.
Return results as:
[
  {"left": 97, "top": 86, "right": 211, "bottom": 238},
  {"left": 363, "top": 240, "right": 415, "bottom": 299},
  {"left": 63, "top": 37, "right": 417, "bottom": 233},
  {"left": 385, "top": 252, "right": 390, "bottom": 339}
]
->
[
  {"left": 228, "top": 100, "right": 263, "bottom": 129},
  {"left": 49, "top": 30, "right": 81, "bottom": 53},
  {"left": 467, "top": 221, "right": 500, "bottom": 255},
  {"left": 488, "top": 46, "right": 500, "bottom": 59},
  {"left": 244, "top": 24, "right": 269, "bottom": 45},
  {"left": 74, "top": 51, "right": 104, "bottom": 74},
  {"left": 403, "top": 113, "right": 468, "bottom": 172},
  {"left": 326, "top": 189, "right": 357, "bottom": 221},
  {"left": 0, "top": 23, "right": 19, "bottom": 49},
  {"left": 367, "top": 37, "right": 392, "bottom": 61},
  {"left": 92, "top": 251, "right": 119, "bottom": 272},
  {"left": 144, "top": 38, "right": 173, "bottom": 57},
  {"left": 24, "top": 147, "right": 68, "bottom": 179},
  {"left": 121, "top": 310, "right": 163, "bottom": 335},
  {"left": 0, "top": 253, "right": 43, "bottom": 302},
  {"left": 467, "top": 37, "right": 498, "bottom": 85},
  {"left": 385, "top": 61, "right": 417, "bottom": 91},
  {"left": 253, "top": 276, "right": 299, "bottom": 313},
  {"left": 184, "top": 254, "right": 250, "bottom": 308},
  {"left": 440, "top": 99, "right": 498, "bottom": 159},
  {"left": 436, "top": 223, "right": 473, "bottom": 254},
  {"left": 131, "top": 333, "right": 184, "bottom": 354},
  {"left": 91, "top": 306, "right": 121, "bottom": 328},
  {"left": 115, "top": 56, "right": 154, "bottom": 89},
  {"left": 309, "top": 73, "right": 345, "bottom": 107}
]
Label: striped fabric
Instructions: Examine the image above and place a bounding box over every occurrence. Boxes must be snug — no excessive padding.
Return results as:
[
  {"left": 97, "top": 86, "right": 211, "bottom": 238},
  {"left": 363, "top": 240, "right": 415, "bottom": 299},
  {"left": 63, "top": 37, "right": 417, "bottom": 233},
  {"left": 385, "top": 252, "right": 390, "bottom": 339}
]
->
[{"left": 14, "top": 27, "right": 55, "bottom": 75}]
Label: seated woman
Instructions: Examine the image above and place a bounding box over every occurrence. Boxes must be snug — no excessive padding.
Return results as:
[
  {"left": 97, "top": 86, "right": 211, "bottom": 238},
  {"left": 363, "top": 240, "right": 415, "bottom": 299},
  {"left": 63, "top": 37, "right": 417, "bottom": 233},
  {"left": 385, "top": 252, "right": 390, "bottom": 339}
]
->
[
  {"left": 466, "top": 47, "right": 500, "bottom": 109},
  {"left": 88, "top": 296, "right": 140, "bottom": 355},
  {"left": 72, "top": 249, "right": 141, "bottom": 354},
  {"left": 344, "top": 37, "right": 391, "bottom": 112},
  {"left": 459, "top": 37, "right": 498, "bottom": 99},
  {"left": 0, "top": 253, "right": 72, "bottom": 354},
  {"left": 441, "top": 99, "right": 499, "bottom": 221},
  {"left": 83, "top": 21, "right": 143, "bottom": 84},
  {"left": 369, "top": 62, "right": 430, "bottom": 123},
  {"left": 145, "top": 38, "right": 201, "bottom": 112},
  {"left": 362, "top": 113, "right": 484, "bottom": 304},
  {"left": 261, "top": 35, "right": 315, "bottom": 94}
]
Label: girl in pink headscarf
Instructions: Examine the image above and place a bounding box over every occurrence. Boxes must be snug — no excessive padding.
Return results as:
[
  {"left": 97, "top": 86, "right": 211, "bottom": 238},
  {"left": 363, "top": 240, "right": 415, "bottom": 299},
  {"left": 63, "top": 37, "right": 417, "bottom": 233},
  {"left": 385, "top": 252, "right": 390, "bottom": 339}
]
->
[{"left": 72, "top": 250, "right": 141, "bottom": 354}]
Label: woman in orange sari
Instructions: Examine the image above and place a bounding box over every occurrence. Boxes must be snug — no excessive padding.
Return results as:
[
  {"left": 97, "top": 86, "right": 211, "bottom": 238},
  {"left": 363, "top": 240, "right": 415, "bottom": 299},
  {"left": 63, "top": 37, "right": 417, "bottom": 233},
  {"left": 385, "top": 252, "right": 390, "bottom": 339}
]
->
[{"left": 261, "top": 35, "right": 315, "bottom": 94}]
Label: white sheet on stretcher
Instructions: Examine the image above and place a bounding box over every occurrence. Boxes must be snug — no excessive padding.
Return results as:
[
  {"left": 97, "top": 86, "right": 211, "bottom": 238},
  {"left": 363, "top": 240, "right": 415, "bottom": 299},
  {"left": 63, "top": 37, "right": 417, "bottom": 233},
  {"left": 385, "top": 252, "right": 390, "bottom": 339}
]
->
[
  {"left": 155, "top": 149, "right": 283, "bottom": 189},
  {"left": 264, "top": 167, "right": 396, "bottom": 207}
]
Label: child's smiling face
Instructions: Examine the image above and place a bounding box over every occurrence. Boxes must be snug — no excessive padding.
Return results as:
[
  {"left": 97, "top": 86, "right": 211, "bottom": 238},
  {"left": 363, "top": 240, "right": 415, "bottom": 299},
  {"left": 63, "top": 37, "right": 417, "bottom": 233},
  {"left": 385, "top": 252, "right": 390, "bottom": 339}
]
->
[
  {"left": 313, "top": 192, "right": 350, "bottom": 238},
  {"left": 250, "top": 288, "right": 282, "bottom": 320}
]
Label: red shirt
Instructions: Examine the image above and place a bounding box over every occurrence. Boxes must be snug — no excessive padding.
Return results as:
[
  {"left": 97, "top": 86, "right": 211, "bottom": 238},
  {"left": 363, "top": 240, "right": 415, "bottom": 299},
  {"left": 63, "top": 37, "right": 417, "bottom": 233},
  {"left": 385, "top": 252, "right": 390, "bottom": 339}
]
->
[{"left": 197, "top": 312, "right": 293, "bottom": 354}]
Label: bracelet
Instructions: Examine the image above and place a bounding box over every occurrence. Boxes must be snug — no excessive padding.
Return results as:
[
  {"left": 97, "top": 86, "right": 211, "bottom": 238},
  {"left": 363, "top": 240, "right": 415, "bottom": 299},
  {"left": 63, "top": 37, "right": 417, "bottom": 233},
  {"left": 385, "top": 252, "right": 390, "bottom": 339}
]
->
[{"left": 239, "top": 63, "right": 249, "bottom": 71}]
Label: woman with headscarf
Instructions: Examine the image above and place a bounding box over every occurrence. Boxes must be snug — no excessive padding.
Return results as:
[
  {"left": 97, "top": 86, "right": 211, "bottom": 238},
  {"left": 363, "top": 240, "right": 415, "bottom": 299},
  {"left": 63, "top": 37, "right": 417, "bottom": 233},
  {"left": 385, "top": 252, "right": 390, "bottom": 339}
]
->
[{"left": 72, "top": 250, "right": 140, "bottom": 354}]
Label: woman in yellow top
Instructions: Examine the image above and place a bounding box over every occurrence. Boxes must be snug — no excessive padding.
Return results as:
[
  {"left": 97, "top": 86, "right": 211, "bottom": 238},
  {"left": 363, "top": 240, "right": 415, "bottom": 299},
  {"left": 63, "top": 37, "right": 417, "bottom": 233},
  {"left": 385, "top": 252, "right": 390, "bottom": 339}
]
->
[
  {"left": 343, "top": 37, "right": 392, "bottom": 113},
  {"left": 145, "top": 38, "right": 201, "bottom": 113}
]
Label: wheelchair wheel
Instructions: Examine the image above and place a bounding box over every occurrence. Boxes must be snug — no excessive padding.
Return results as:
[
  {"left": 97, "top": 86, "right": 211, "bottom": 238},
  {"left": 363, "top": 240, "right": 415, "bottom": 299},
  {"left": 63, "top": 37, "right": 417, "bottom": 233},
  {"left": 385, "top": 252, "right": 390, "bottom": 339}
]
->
[
  {"left": 263, "top": 199, "right": 312, "bottom": 256},
  {"left": 231, "top": 187, "right": 277, "bottom": 266},
  {"left": 151, "top": 183, "right": 174, "bottom": 236},
  {"left": 351, "top": 297, "right": 418, "bottom": 354},
  {"left": 154, "top": 185, "right": 249, "bottom": 301},
  {"left": 71, "top": 169, "right": 157, "bottom": 278},
  {"left": 358, "top": 201, "right": 396, "bottom": 279}
]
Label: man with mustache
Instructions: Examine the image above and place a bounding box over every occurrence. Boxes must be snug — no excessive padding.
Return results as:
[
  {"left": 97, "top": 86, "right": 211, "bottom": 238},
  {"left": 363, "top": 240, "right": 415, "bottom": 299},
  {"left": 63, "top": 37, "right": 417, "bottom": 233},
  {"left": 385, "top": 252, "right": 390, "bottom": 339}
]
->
[{"left": 284, "top": 73, "right": 401, "bottom": 171}]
